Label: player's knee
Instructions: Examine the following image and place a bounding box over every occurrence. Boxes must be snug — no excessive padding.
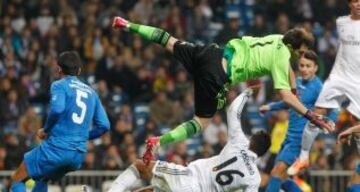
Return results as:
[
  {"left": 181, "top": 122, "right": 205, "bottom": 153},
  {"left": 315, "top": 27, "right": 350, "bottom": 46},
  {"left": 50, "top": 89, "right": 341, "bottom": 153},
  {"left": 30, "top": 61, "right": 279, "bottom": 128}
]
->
[
  {"left": 166, "top": 37, "right": 178, "bottom": 53},
  {"left": 270, "top": 168, "right": 282, "bottom": 178},
  {"left": 10, "top": 172, "right": 22, "bottom": 184},
  {"left": 351, "top": 172, "right": 360, "bottom": 185},
  {"left": 194, "top": 116, "right": 211, "bottom": 129},
  {"left": 10, "top": 169, "right": 26, "bottom": 183}
]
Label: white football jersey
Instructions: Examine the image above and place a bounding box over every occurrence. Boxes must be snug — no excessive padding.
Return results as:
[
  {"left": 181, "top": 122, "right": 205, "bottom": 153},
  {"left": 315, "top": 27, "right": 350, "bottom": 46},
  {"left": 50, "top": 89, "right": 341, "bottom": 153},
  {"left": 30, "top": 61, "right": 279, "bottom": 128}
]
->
[
  {"left": 188, "top": 91, "right": 261, "bottom": 192},
  {"left": 331, "top": 16, "right": 360, "bottom": 81}
]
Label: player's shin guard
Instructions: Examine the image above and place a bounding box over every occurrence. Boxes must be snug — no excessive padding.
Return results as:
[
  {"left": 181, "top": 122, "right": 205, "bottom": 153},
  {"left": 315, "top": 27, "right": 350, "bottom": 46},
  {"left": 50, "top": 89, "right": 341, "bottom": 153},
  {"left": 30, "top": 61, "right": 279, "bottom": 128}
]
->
[
  {"left": 265, "top": 177, "right": 282, "bottom": 192},
  {"left": 349, "top": 184, "right": 360, "bottom": 192},
  {"left": 282, "top": 179, "right": 302, "bottom": 192},
  {"left": 108, "top": 165, "right": 145, "bottom": 192},
  {"left": 299, "top": 122, "right": 320, "bottom": 161},
  {"left": 127, "top": 23, "right": 170, "bottom": 46},
  {"left": 32, "top": 180, "right": 47, "bottom": 192},
  {"left": 159, "top": 119, "right": 201, "bottom": 146},
  {"left": 11, "top": 182, "right": 26, "bottom": 192}
]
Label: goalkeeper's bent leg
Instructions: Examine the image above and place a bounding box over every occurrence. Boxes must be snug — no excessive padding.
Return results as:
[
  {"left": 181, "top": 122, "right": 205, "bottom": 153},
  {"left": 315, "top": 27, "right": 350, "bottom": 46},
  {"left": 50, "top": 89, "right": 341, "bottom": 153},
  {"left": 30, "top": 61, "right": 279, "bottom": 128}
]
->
[{"left": 159, "top": 118, "right": 204, "bottom": 146}]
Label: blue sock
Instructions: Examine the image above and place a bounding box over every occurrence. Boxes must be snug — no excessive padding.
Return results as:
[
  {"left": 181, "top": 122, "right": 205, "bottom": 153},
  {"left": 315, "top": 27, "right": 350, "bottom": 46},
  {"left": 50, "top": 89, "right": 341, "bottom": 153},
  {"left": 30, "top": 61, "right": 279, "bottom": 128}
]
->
[
  {"left": 282, "top": 179, "right": 303, "bottom": 192},
  {"left": 11, "top": 182, "right": 26, "bottom": 192},
  {"left": 349, "top": 184, "right": 360, "bottom": 192},
  {"left": 32, "top": 180, "right": 48, "bottom": 192},
  {"left": 265, "top": 176, "right": 282, "bottom": 192}
]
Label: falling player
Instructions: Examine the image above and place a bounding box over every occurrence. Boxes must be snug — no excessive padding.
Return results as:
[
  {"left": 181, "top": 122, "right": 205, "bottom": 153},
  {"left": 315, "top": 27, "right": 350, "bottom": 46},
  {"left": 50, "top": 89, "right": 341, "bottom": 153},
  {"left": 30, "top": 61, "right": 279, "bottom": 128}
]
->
[
  {"left": 112, "top": 16, "right": 334, "bottom": 164},
  {"left": 259, "top": 51, "right": 338, "bottom": 192},
  {"left": 288, "top": 0, "right": 360, "bottom": 176},
  {"left": 108, "top": 89, "right": 271, "bottom": 192},
  {"left": 9, "top": 51, "right": 110, "bottom": 192}
]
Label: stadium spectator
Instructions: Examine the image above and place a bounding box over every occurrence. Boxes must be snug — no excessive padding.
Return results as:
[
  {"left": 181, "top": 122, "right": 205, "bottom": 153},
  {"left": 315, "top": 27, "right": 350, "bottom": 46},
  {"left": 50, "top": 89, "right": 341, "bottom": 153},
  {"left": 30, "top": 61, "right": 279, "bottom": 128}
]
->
[{"left": 203, "top": 113, "right": 227, "bottom": 145}]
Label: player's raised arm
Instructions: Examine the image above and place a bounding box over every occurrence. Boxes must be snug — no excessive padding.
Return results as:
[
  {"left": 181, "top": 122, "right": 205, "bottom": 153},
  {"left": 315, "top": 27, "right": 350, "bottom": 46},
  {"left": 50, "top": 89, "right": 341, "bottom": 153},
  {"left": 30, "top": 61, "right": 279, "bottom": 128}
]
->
[
  {"left": 226, "top": 89, "right": 252, "bottom": 142},
  {"left": 88, "top": 95, "right": 110, "bottom": 140},
  {"left": 44, "top": 82, "right": 66, "bottom": 133}
]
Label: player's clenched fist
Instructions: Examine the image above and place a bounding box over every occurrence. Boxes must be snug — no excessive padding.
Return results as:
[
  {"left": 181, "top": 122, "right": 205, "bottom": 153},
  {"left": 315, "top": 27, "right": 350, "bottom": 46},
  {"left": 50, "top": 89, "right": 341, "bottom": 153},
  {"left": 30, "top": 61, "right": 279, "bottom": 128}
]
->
[
  {"left": 112, "top": 16, "right": 130, "bottom": 30},
  {"left": 36, "top": 128, "right": 47, "bottom": 140}
]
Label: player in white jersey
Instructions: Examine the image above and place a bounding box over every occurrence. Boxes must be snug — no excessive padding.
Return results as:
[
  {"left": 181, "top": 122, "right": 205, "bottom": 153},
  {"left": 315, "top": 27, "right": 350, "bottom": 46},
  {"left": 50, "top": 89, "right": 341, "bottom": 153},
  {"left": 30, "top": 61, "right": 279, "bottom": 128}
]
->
[
  {"left": 107, "top": 89, "right": 271, "bottom": 192},
  {"left": 288, "top": 0, "right": 360, "bottom": 180}
]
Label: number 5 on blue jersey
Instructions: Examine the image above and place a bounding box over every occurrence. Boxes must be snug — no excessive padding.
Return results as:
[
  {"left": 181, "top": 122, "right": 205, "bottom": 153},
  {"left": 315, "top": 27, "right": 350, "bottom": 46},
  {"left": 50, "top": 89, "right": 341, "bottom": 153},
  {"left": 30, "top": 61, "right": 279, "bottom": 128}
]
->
[{"left": 73, "top": 89, "right": 88, "bottom": 124}]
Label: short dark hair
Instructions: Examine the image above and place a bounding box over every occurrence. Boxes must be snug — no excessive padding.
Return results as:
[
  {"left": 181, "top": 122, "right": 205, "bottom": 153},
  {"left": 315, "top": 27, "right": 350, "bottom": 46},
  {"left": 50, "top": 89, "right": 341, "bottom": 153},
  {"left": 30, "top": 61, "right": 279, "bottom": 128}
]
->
[
  {"left": 303, "top": 50, "right": 318, "bottom": 64},
  {"left": 249, "top": 131, "right": 271, "bottom": 157},
  {"left": 57, "top": 51, "right": 82, "bottom": 75},
  {"left": 283, "top": 28, "right": 314, "bottom": 50}
]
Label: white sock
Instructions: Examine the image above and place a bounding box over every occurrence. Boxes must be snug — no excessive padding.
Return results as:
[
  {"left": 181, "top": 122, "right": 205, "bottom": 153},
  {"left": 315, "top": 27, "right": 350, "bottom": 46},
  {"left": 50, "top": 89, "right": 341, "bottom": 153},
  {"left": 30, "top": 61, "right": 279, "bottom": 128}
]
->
[
  {"left": 299, "top": 149, "right": 310, "bottom": 161},
  {"left": 108, "top": 165, "right": 145, "bottom": 192},
  {"left": 299, "top": 122, "right": 320, "bottom": 161}
]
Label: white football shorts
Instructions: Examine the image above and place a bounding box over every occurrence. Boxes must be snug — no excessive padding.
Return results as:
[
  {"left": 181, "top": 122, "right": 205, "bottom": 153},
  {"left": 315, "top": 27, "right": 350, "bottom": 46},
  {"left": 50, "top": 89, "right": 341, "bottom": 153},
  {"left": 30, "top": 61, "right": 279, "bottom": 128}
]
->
[{"left": 315, "top": 75, "right": 360, "bottom": 119}]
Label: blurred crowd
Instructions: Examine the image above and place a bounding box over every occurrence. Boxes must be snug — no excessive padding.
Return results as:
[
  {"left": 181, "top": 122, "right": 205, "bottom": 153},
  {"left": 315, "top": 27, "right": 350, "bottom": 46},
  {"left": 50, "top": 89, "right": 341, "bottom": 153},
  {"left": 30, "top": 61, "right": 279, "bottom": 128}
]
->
[{"left": 0, "top": 0, "right": 358, "bottom": 187}]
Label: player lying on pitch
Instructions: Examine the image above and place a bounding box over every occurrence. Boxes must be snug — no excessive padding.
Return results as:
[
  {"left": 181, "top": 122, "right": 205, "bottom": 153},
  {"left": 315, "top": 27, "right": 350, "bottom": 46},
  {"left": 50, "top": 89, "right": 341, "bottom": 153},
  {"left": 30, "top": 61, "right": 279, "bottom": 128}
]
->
[
  {"left": 108, "top": 89, "right": 271, "bottom": 192},
  {"left": 9, "top": 51, "right": 111, "bottom": 192},
  {"left": 337, "top": 125, "right": 360, "bottom": 192},
  {"left": 287, "top": 0, "right": 360, "bottom": 176},
  {"left": 259, "top": 51, "right": 338, "bottom": 192},
  {"left": 112, "top": 16, "right": 335, "bottom": 164}
]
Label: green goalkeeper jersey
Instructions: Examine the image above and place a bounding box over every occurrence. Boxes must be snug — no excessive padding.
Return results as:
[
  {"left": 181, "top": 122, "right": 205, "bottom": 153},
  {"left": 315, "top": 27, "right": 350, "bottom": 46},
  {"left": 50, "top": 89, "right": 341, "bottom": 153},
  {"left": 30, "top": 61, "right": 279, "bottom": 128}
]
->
[{"left": 224, "top": 34, "right": 291, "bottom": 90}]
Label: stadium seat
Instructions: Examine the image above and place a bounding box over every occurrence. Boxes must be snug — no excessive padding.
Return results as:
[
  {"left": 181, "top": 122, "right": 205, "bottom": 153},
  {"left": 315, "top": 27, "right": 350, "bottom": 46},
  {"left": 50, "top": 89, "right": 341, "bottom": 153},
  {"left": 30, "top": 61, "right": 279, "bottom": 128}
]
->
[
  {"left": 133, "top": 103, "right": 150, "bottom": 131},
  {"left": 48, "top": 185, "right": 62, "bottom": 192}
]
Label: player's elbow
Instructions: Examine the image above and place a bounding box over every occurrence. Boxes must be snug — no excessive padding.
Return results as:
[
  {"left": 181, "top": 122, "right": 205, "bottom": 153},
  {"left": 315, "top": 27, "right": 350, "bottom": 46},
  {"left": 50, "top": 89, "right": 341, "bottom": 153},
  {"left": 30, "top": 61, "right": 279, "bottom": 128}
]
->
[
  {"left": 51, "top": 105, "right": 65, "bottom": 114},
  {"left": 104, "top": 121, "right": 111, "bottom": 131},
  {"left": 278, "top": 89, "right": 293, "bottom": 104},
  {"left": 101, "top": 119, "right": 111, "bottom": 132}
]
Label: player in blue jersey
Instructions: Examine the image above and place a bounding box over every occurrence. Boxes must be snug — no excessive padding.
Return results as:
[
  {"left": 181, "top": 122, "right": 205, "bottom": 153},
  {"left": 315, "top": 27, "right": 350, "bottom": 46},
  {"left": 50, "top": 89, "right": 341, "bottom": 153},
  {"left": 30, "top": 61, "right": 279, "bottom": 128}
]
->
[
  {"left": 9, "top": 51, "right": 110, "bottom": 192},
  {"left": 259, "top": 51, "right": 338, "bottom": 192}
]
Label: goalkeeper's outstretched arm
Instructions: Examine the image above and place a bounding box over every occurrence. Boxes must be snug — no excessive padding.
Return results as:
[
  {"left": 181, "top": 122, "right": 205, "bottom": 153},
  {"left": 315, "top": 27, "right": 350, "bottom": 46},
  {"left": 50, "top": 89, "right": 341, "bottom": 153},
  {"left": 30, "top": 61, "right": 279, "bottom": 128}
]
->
[{"left": 112, "top": 16, "right": 178, "bottom": 53}]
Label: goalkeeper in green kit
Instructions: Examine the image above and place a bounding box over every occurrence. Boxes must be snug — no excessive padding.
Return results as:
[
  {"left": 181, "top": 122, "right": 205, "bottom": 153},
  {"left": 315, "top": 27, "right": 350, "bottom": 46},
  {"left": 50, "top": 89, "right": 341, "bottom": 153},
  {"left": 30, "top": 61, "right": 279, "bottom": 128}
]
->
[{"left": 112, "top": 16, "right": 335, "bottom": 165}]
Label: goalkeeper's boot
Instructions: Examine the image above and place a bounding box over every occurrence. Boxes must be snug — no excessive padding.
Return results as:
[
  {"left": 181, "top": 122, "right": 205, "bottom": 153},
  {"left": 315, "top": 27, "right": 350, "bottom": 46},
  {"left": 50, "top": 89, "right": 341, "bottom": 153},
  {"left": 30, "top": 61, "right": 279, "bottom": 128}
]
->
[
  {"left": 143, "top": 137, "right": 160, "bottom": 165},
  {"left": 112, "top": 16, "right": 130, "bottom": 30},
  {"left": 287, "top": 158, "right": 310, "bottom": 176}
]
